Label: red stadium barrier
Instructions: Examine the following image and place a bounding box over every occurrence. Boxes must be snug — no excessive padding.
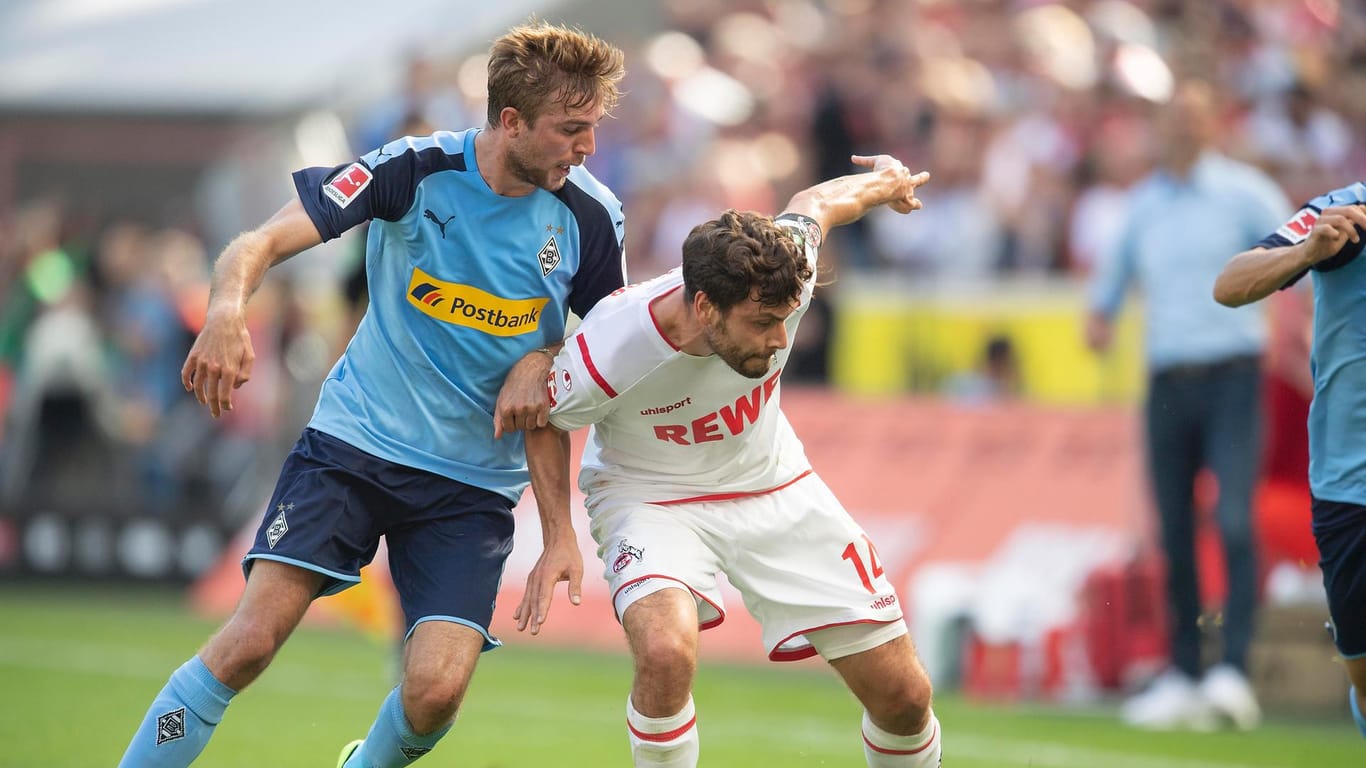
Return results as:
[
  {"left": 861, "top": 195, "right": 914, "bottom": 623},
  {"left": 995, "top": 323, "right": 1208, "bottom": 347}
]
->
[{"left": 191, "top": 390, "right": 1312, "bottom": 694}]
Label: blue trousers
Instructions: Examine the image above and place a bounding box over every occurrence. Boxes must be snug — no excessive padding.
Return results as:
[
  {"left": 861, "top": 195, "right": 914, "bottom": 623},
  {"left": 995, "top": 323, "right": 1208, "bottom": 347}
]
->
[{"left": 1145, "top": 355, "right": 1262, "bottom": 677}]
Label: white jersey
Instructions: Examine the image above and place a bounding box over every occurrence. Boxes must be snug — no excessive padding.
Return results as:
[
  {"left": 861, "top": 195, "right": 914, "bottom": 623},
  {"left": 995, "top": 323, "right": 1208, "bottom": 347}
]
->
[{"left": 546, "top": 214, "right": 823, "bottom": 505}]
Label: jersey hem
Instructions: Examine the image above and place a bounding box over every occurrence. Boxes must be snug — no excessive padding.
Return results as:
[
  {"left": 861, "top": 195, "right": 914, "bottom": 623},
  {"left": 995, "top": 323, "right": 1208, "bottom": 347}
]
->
[{"left": 649, "top": 469, "right": 814, "bottom": 506}]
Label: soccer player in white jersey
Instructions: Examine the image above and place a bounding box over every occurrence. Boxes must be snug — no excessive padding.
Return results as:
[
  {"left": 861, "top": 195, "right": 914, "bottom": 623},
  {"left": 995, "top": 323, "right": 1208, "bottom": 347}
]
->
[{"left": 515, "top": 155, "right": 941, "bottom": 767}]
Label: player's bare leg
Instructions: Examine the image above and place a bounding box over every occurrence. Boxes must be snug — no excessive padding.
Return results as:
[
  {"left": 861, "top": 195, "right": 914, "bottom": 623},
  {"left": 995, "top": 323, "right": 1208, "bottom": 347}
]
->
[
  {"left": 621, "top": 588, "right": 701, "bottom": 767},
  {"left": 400, "top": 622, "right": 485, "bottom": 733},
  {"left": 118, "top": 560, "right": 322, "bottom": 767},
  {"left": 200, "top": 560, "right": 324, "bottom": 688},
  {"left": 341, "top": 621, "right": 485, "bottom": 767},
  {"left": 829, "top": 634, "right": 941, "bottom": 767},
  {"left": 1346, "top": 656, "right": 1366, "bottom": 738}
]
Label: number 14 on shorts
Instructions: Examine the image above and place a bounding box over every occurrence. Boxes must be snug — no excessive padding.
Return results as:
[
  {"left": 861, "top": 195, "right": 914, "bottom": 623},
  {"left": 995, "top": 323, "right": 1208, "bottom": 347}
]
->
[{"left": 841, "top": 534, "right": 885, "bottom": 593}]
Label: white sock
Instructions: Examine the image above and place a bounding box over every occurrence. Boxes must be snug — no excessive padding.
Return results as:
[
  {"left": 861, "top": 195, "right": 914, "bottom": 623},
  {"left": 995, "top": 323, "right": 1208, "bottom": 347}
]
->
[
  {"left": 862, "top": 709, "right": 941, "bottom": 767},
  {"left": 625, "top": 695, "right": 699, "bottom": 767}
]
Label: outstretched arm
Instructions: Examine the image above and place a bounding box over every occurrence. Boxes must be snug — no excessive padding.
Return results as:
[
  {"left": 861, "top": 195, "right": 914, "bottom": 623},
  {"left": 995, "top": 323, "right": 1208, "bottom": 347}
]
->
[
  {"left": 782, "top": 154, "right": 929, "bottom": 234},
  {"left": 514, "top": 425, "right": 583, "bottom": 635},
  {"left": 182, "top": 199, "right": 321, "bottom": 418},
  {"left": 1214, "top": 204, "right": 1366, "bottom": 307}
]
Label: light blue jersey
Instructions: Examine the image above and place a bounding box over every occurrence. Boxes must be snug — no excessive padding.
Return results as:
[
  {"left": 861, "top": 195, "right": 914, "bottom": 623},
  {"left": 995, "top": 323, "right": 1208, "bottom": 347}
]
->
[
  {"left": 1260, "top": 182, "right": 1366, "bottom": 509},
  {"left": 292, "top": 129, "right": 627, "bottom": 501},
  {"left": 1090, "top": 152, "right": 1290, "bottom": 370}
]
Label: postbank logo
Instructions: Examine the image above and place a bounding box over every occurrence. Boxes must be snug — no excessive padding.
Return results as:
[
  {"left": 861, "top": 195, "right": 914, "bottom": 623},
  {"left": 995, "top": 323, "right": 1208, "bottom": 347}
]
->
[{"left": 406, "top": 266, "right": 549, "bottom": 337}]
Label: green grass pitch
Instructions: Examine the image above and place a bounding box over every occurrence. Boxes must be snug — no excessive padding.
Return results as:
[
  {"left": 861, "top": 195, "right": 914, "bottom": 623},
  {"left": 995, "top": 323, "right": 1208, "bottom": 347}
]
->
[{"left": 0, "top": 582, "right": 1358, "bottom": 767}]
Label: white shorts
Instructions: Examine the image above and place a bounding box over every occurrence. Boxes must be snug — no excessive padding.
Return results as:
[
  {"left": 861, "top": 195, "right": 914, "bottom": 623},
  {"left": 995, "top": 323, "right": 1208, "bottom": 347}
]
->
[{"left": 587, "top": 473, "right": 907, "bottom": 662}]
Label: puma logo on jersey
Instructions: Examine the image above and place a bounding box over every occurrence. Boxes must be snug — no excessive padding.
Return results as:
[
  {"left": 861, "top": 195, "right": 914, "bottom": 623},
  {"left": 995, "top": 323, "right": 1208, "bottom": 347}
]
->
[
  {"left": 424, "top": 209, "right": 455, "bottom": 238},
  {"left": 652, "top": 370, "right": 780, "bottom": 445}
]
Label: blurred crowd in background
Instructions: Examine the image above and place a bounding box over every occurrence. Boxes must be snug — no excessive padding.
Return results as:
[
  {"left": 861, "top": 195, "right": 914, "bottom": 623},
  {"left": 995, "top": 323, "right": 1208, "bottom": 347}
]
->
[{"left": 2, "top": 0, "right": 1363, "bottom": 522}]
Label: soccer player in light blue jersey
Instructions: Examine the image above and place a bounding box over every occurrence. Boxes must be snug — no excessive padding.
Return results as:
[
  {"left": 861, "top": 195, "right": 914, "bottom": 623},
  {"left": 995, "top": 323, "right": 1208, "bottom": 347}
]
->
[
  {"left": 117, "top": 22, "right": 627, "bottom": 768},
  {"left": 1215, "top": 185, "right": 1366, "bottom": 739}
]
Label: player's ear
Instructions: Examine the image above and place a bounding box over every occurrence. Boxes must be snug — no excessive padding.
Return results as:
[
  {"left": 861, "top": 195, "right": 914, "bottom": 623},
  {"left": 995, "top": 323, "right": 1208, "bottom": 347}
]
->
[
  {"left": 498, "top": 106, "right": 525, "bottom": 134},
  {"left": 694, "top": 291, "right": 717, "bottom": 323}
]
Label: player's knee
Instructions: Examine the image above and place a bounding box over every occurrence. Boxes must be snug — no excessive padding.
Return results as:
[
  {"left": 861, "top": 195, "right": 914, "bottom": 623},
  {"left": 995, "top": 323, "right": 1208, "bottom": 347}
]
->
[
  {"left": 869, "top": 669, "right": 934, "bottom": 735},
  {"left": 632, "top": 630, "right": 696, "bottom": 681},
  {"left": 205, "top": 618, "right": 287, "bottom": 687},
  {"left": 401, "top": 669, "right": 469, "bottom": 734}
]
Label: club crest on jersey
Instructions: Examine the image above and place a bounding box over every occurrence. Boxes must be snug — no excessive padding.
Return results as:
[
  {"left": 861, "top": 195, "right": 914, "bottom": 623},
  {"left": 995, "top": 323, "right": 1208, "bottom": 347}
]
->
[
  {"left": 538, "top": 235, "right": 562, "bottom": 277},
  {"left": 323, "top": 163, "right": 373, "bottom": 209},
  {"left": 1276, "top": 207, "right": 1319, "bottom": 244},
  {"left": 546, "top": 369, "right": 559, "bottom": 408},
  {"left": 156, "top": 707, "right": 186, "bottom": 745},
  {"left": 804, "top": 220, "right": 822, "bottom": 248},
  {"left": 613, "top": 541, "right": 645, "bottom": 573}
]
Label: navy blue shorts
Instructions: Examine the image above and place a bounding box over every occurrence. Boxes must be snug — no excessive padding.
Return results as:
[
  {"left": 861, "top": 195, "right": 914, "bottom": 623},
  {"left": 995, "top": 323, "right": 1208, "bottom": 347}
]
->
[
  {"left": 1312, "top": 497, "right": 1366, "bottom": 658},
  {"left": 245, "top": 428, "right": 515, "bottom": 650}
]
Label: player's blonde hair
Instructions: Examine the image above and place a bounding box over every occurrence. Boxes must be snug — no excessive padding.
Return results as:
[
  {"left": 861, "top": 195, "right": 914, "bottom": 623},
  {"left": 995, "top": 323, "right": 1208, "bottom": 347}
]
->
[
  {"left": 486, "top": 21, "right": 625, "bottom": 127},
  {"left": 682, "top": 210, "right": 813, "bottom": 312}
]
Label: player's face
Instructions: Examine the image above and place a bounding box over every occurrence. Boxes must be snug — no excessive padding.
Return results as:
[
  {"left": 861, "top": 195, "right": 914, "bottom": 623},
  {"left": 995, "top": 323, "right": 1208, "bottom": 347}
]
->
[
  {"left": 703, "top": 295, "right": 795, "bottom": 379},
  {"left": 506, "top": 99, "right": 604, "bottom": 192}
]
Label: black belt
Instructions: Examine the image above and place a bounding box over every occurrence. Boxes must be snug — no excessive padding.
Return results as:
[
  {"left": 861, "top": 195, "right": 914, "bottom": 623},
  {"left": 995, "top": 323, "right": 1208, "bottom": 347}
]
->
[{"left": 1153, "top": 354, "right": 1260, "bottom": 379}]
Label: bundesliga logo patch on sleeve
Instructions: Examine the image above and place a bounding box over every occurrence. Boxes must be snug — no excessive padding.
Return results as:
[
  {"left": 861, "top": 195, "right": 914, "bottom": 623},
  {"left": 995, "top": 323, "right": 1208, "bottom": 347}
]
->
[
  {"left": 1275, "top": 207, "right": 1319, "bottom": 244},
  {"left": 324, "top": 163, "right": 373, "bottom": 209}
]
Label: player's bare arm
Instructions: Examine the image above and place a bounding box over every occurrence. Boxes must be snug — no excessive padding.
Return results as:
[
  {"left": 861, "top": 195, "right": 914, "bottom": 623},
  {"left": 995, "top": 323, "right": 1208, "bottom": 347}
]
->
[
  {"left": 1214, "top": 204, "right": 1366, "bottom": 307},
  {"left": 493, "top": 343, "right": 563, "bottom": 439},
  {"left": 782, "top": 154, "right": 929, "bottom": 234},
  {"left": 514, "top": 425, "right": 583, "bottom": 635},
  {"left": 182, "top": 199, "right": 322, "bottom": 418}
]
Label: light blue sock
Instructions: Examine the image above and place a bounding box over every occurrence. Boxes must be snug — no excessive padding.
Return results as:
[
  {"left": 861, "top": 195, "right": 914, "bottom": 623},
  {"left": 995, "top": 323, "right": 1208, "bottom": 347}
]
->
[
  {"left": 1351, "top": 686, "right": 1366, "bottom": 739},
  {"left": 118, "top": 656, "right": 236, "bottom": 767},
  {"left": 345, "top": 687, "right": 452, "bottom": 767}
]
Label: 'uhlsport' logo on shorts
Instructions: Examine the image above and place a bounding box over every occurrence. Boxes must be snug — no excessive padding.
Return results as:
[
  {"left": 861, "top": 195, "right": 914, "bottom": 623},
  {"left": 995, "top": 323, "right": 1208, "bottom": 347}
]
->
[{"left": 407, "top": 267, "right": 549, "bottom": 336}]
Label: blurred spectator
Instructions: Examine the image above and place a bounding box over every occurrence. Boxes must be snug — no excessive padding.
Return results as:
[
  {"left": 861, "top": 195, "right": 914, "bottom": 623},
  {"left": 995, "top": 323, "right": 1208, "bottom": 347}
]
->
[
  {"left": 944, "top": 333, "right": 1022, "bottom": 404},
  {"left": 96, "top": 224, "right": 194, "bottom": 510},
  {"left": 350, "top": 53, "right": 469, "bottom": 152},
  {"left": 1068, "top": 110, "right": 1150, "bottom": 276},
  {"left": 1085, "top": 78, "right": 1291, "bottom": 732},
  {"left": 8, "top": 0, "right": 1366, "bottom": 549},
  {"left": 0, "top": 201, "right": 111, "bottom": 507},
  {"left": 1243, "top": 79, "right": 1352, "bottom": 203}
]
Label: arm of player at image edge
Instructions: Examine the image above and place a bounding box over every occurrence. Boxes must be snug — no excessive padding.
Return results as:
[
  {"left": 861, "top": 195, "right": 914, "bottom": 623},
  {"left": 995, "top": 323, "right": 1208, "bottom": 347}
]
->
[
  {"left": 1214, "top": 203, "right": 1366, "bottom": 307},
  {"left": 181, "top": 199, "right": 323, "bottom": 419},
  {"left": 493, "top": 342, "right": 564, "bottom": 439},
  {"left": 781, "top": 153, "right": 929, "bottom": 234},
  {"left": 514, "top": 424, "right": 583, "bottom": 636}
]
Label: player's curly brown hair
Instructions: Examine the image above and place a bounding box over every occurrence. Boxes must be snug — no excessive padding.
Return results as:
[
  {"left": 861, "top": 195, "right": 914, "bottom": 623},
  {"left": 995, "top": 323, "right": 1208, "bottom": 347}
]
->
[
  {"left": 486, "top": 21, "right": 625, "bottom": 127},
  {"left": 681, "top": 210, "right": 814, "bottom": 313}
]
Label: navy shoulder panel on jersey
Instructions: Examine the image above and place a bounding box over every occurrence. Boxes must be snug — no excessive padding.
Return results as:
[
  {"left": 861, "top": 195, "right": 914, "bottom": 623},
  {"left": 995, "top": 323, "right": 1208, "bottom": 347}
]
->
[
  {"left": 292, "top": 132, "right": 469, "bottom": 242},
  {"left": 1309, "top": 183, "right": 1366, "bottom": 273},
  {"left": 556, "top": 176, "right": 626, "bottom": 318},
  {"left": 1259, "top": 182, "right": 1366, "bottom": 287}
]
